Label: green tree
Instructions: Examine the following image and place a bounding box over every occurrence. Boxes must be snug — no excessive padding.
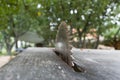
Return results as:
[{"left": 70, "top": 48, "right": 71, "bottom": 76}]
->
[
  {"left": 0, "top": 0, "right": 37, "bottom": 55},
  {"left": 39, "top": 0, "right": 120, "bottom": 48}
]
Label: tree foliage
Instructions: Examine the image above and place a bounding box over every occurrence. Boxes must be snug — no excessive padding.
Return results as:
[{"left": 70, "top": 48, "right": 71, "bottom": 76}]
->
[
  {"left": 0, "top": 0, "right": 40, "bottom": 55},
  {"left": 39, "top": 0, "right": 120, "bottom": 48},
  {"left": 0, "top": 0, "right": 120, "bottom": 54}
]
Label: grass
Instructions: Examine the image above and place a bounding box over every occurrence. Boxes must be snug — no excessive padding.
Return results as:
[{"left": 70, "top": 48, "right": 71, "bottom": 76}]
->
[
  {"left": 0, "top": 51, "right": 6, "bottom": 56},
  {"left": 0, "top": 49, "right": 17, "bottom": 56}
]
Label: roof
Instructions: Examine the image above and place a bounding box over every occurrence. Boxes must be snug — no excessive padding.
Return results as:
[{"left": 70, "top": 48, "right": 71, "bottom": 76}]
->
[{"left": 18, "top": 31, "right": 44, "bottom": 43}]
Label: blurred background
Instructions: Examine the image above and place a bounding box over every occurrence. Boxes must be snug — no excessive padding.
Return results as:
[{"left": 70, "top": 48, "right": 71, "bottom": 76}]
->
[{"left": 0, "top": 0, "right": 120, "bottom": 55}]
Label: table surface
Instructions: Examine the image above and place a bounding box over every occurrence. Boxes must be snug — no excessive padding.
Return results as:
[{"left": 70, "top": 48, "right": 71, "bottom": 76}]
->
[{"left": 0, "top": 47, "right": 120, "bottom": 80}]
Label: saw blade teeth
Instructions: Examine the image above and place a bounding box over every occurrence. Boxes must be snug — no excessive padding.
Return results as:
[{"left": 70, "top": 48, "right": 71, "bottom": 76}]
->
[
  {"left": 55, "top": 21, "right": 73, "bottom": 67},
  {"left": 69, "top": 45, "right": 73, "bottom": 50},
  {"left": 68, "top": 36, "right": 72, "bottom": 39},
  {"left": 67, "top": 30, "right": 71, "bottom": 35},
  {"left": 69, "top": 40, "right": 73, "bottom": 43}
]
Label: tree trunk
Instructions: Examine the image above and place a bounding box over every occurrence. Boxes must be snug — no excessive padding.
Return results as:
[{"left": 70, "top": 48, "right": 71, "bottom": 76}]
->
[
  {"left": 94, "top": 27, "right": 100, "bottom": 49},
  {"left": 76, "top": 14, "right": 91, "bottom": 48},
  {"left": 6, "top": 45, "right": 12, "bottom": 55},
  {"left": 77, "top": 28, "right": 82, "bottom": 48},
  {"left": 82, "top": 33, "right": 86, "bottom": 48},
  {"left": 15, "top": 40, "right": 18, "bottom": 49},
  {"left": 94, "top": 35, "right": 100, "bottom": 49},
  {"left": 113, "top": 27, "right": 120, "bottom": 49}
]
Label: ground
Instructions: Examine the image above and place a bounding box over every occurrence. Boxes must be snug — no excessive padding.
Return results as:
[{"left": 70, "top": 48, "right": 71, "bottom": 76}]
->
[
  {"left": 0, "top": 56, "right": 15, "bottom": 68},
  {"left": 0, "top": 56, "right": 10, "bottom": 68}
]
